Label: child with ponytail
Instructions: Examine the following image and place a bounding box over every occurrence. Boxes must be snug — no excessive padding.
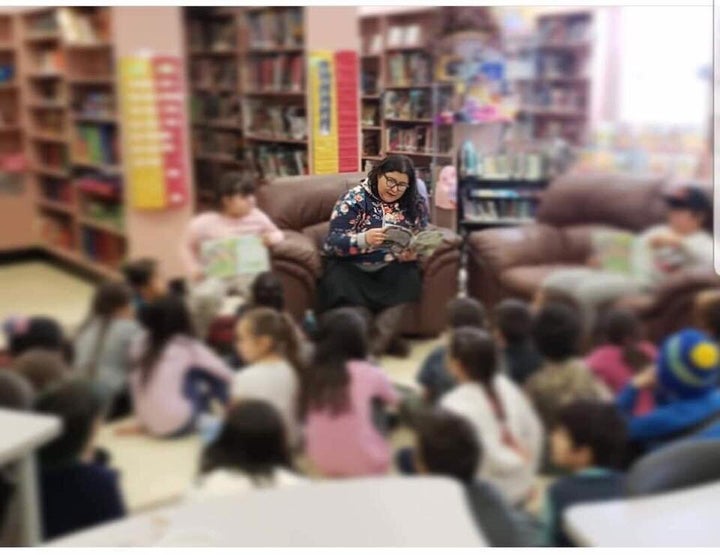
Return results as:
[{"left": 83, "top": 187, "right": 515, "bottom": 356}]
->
[
  {"left": 440, "top": 327, "right": 543, "bottom": 506},
  {"left": 233, "top": 307, "right": 304, "bottom": 449},
  {"left": 74, "top": 281, "right": 143, "bottom": 420},
  {"left": 585, "top": 309, "right": 657, "bottom": 415}
]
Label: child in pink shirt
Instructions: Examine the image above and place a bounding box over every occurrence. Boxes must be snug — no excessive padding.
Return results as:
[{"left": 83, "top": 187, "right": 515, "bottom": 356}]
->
[
  {"left": 181, "top": 172, "right": 284, "bottom": 338},
  {"left": 303, "top": 308, "right": 398, "bottom": 477},
  {"left": 585, "top": 309, "right": 657, "bottom": 415},
  {"left": 129, "top": 295, "right": 233, "bottom": 438}
]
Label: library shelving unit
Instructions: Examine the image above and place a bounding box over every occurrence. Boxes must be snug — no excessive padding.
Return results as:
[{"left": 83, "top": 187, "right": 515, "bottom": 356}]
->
[
  {"left": 21, "top": 7, "right": 125, "bottom": 278},
  {"left": 359, "top": 15, "right": 384, "bottom": 172},
  {"left": 184, "top": 7, "right": 243, "bottom": 212},
  {"left": 516, "top": 10, "right": 593, "bottom": 145},
  {"left": 240, "top": 6, "right": 309, "bottom": 181}
]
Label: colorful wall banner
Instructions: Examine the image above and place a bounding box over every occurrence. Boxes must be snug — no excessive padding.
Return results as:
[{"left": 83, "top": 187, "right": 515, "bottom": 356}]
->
[
  {"left": 309, "top": 51, "right": 339, "bottom": 175},
  {"left": 119, "top": 55, "right": 189, "bottom": 210},
  {"left": 335, "top": 51, "right": 360, "bottom": 173}
]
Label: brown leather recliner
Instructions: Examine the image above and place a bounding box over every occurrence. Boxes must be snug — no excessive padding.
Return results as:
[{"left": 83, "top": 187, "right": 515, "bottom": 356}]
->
[
  {"left": 467, "top": 172, "right": 719, "bottom": 342},
  {"left": 257, "top": 173, "right": 462, "bottom": 337}
]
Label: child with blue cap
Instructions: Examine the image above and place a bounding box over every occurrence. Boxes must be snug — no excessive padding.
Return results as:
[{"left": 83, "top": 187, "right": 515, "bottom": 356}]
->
[{"left": 617, "top": 328, "right": 720, "bottom": 454}]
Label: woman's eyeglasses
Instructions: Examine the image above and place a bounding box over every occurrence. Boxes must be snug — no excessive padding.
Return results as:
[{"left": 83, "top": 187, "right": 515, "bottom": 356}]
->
[{"left": 383, "top": 174, "right": 410, "bottom": 193}]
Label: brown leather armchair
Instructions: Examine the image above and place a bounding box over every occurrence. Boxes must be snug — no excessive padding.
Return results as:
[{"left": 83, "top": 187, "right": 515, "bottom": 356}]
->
[
  {"left": 257, "top": 173, "right": 462, "bottom": 337},
  {"left": 466, "top": 173, "right": 719, "bottom": 342}
]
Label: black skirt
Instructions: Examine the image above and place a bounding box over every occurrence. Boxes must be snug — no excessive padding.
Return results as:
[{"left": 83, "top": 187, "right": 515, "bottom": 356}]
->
[{"left": 316, "top": 258, "right": 422, "bottom": 315}]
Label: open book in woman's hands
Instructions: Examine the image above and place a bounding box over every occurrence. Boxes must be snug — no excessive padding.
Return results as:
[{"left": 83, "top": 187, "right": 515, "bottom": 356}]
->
[{"left": 381, "top": 225, "right": 445, "bottom": 257}]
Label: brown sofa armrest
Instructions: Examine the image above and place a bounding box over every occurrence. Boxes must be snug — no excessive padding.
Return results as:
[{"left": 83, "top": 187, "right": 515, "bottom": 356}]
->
[
  {"left": 269, "top": 230, "right": 323, "bottom": 278},
  {"left": 646, "top": 269, "right": 720, "bottom": 316},
  {"left": 421, "top": 226, "right": 461, "bottom": 274},
  {"left": 467, "top": 224, "right": 566, "bottom": 275}
]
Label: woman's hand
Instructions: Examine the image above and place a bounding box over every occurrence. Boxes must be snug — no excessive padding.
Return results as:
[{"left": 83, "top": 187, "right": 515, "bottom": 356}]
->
[
  {"left": 398, "top": 249, "right": 418, "bottom": 262},
  {"left": 364, "top": 228, "right": 387, "bottom": 247}
]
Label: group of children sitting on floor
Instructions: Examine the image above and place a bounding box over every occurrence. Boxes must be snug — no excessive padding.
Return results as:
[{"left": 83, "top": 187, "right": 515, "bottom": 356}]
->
[{"left": 1, "top": 254, "right": 720, "bottom": 546}]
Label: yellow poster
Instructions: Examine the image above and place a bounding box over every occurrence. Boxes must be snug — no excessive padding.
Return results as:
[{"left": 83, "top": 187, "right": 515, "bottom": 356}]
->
[
  {"left": 309, "top": 51, "right": 338, "bottom": 175},
  {"left": 119, "top": 56, "right": 165, "bottom": 209}
]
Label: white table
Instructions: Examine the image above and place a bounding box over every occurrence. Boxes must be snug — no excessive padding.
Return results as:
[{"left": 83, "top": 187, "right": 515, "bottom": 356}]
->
[
  {"left": 50, "top": 476, "right": 486, "bottom": 547},
  {"left": 565, "top": 480, "right": 720, "bottom": 547},
  {"left": 0, "top": 409, "right": 61, "bottom": 546}
]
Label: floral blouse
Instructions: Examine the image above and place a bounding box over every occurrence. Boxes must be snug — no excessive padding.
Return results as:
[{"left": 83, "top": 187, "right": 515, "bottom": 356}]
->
[{"left": 323, "top": 178, "right": 429, "bottom": 266}]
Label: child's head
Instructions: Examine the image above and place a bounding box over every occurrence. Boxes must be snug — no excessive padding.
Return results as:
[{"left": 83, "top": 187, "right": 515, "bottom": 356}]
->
[
  {"left": 200, "top": 399, "right": 291, "bottom": 483},
  {"left": 6, "top": 316, "right": 64, "bottom": 359},
  {"left": 122, "top": 258, "right": 165, "bottom": 301},
  {"left": 89, "top": 281, "right": 134, "bottom": 321},
  {"left": 694, "top": 290, "right": 720, "bottom": 341},
  {"left": 664, "top": 185, "right": 711, "bottom": 235},
  {"left": 249, "top": 272, "right": 284, "bottom": 312},
  {"left": 551, "top": 400, "right": 627, "bottom": 471},
  {"left": 217, "top": 171, "right": 256, "bottom": 218},
  {"left": 597, "top": 308, "right": 652, "bottom": 374},
  {"left": 0, "top": 370, "right": 34, "bottom": 410},
  {"left": 447, "top": 327, "right": 497, "bottom": 385},
  {"left": 656, "top": 328, "right": 720, "bottom": 400},
  {"left": 12, "top": 349, "right": 69, "bottom": 394},
  {"left": 493, "top": 298, "right": 533, "bottom": 347},
  {"left": 532, "top": 302, "right": 581, "bottom": 363},
  {"left": 236, "top": 307, "right": 300, "bottom": 368},
  {"left": 447, "top": 297, "right": 486, "bottom": 331},
  {"left": 34, "top": 379, "right": 109, "bottom": 468},
  {"left": 302, "top": 307, "right": 369, "bottom": 415},
  {"left": 138, "top": 295, "right": 196, "bottom": 384},
  {"left": 415, "top": 408, "right": 481, "bottom": 484}
]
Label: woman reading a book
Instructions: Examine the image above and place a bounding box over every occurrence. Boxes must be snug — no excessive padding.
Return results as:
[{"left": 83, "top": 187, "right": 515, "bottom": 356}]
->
[
  {"left": 538, "top": 184, "right": 714, "bottom": 336},
  {"left": 317, "top": 155, "right": 431, "bottom": 357}
]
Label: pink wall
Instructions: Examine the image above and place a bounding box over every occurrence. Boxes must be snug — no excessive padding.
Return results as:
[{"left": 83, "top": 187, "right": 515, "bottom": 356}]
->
[{"left": 112, "top": 7, "right": 193, "bottom": 279}]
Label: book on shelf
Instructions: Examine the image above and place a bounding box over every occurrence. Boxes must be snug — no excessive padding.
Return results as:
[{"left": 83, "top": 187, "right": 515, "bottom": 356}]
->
[
  {"left": 57, "top": 7, "right": 100, "bottom": 44},
  {"left": 387, "top": 52, "right": 430, "bottom": 87},
  {"left": 82, "top": 228, "right": 124, "bottom": 266},
  {"left": 73, "top": 90, "right": 115, "bottom": 117},
  {"left": 463, "top": 197, "right": 537, "bottom": 222},
  {"left": 384, "top": 90, "right": 430, "bottom": 120},
  {"left": 201, "top": 235, "right": 270, "bottom": 279},
  {"left": 247, "top": 54, "right": 304, "bottom": 92},
  {"left": 362, "top": 131, "right": 380, "bottom": 157},
  {"left": 191, "top": 92, "right": 238, "bottom": 121},
  {"left": 247, "top": 8, "right": 303, "bottom": 50},
  {"left": 251, "top": 145, "right": 307, "bottom": 178},
  {"left": 76, "top": 172, "right": 122, "bottom": 200},
  {"left": 361, "top": 103, "right": 378, "bottom": 126},
  {"left": 188, "top": 16, "right": 236, "bottom": 52},
  {"left": 367, "top": 32, "right": 382, "bottom": 54},
  {"left": 360, "top": 66, "right": 379, "bottom": 96},
  {"left": 245, "top": 100, "right": 307, "bottom": 140},
  {"left": 33, "top": 48, "right": 65, "bottom": 73},
  {"left": 386, "top": 24, "right": 423, "bottom": 48},
  {"left": 74, "top": 124, "right": 117, "bottom": 165}
]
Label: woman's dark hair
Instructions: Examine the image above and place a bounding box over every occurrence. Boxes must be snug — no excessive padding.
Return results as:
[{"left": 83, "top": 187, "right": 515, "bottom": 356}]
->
[
  {"left": 200, "top": 400, "right": 292, "bottom": 484},
  {"left": 597, "top": 309, "right": 651, "bottom": 374},
  {"left": 447, "top": 297, "right": 486, "bottom": 330},
  {"left": 7, "top": 316, "right": 64, "bottom": 358},
  {"left": 250, "top": 272, "right": 284, "bottom": 312},
  {"left": 216, "top": 171, "right": 256, "bottom": 205},
  {"left": 532, "top": 302, "right": 581, "bottom": 362},
  {"left": 556, "top": 400, "right": 628, "bottom": 469},
  {"left": 122, "top": 258, "right": 157, "bottom": 290},
  {"left": 367, "top": 155, "right": 421, "bottom": 224},
  {"left": 12, "top": 349, "right": 69, "bottom": 394},
  {"left": 240, "top": 307, "right": 303, "bottom": 375},
  {"left": 302, "top": 307, "right": 368, "bottom": 417},
  {"left": 34, "top": 379, "right": 109, "bottom": 468},
  {"left": 494, "top": 298, "right": 533, "bottom": 344},
  {"left": 77, "top": 281, "right": 133, "bottom": 378},
  {"left": 138, "top": 294, "right": 196, "bottom": 387},
  {"left": 416, "top": 408, "right": 481, "bottom": 484},
  {"left": 450, "top": 327, "right": 508, "bottom": 422}
]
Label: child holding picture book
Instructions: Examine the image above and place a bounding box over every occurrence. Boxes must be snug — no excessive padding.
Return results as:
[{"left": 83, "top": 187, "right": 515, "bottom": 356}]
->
[{"left": 181, "top": 172, "right": 284, "bottom": 339}]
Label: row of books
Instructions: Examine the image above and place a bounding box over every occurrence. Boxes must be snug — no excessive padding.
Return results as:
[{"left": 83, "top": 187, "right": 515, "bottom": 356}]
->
[
  {"left": 72, "top": 90, "right": 115, "bottom": 118},
  {"left": 462, "top": 198, "right": 537, "bottom": 222},
  {"left": 32, "top": 48, "right": 65, "bottom": 73},
  {"left": 57, "top": 7, "right": 111, "bottom": 44},
  {"left": 387, "top": 53, "right": 432, "bottom": 87},
  {"left": 246, "top": 8, "right": 304, "bottom": 50},
  {"left": 520, "top": 85, "right": 586, "bottom": 112},
  {"left": 81, "top": 228, "right": 125, "bottom": 266},
  {"left": 244, "top": 101, "right": 307, "bottom": 141},
  {"left": 251, "top": 145, "right": 308, "bottom": 178},
  {"left": 0, "top": 64, "right": 14, "bottom": 84},
  {"left": 76, "top": 172, "right": 122, "bottom": 200},
  {"left": 26, "top": 11, "right": 58, "bottom": 35},
  {"left": 361, "top": 66, "right": 380, "bottom": 96},
  {"left": 34, "top": 111, "right": 64, "bottom": 135},
  {"left": 460, "top": 148, "right": 549, "bottom": 181},
  {"left": 187, "top": 17, "right": 236, "bottom": 53},
  {"left": 537, "top": 16, "right": 591, "bottom": 44},
  {"left": 361, "top": 103, "right": 380, "bottom": 127},
  {"left": 82, "top": 198, "right": 123, "bottom": 229},
  {"left": 384, "top": 90, "right": 431, "bottom": 120},
  {"left": 35, "top": 142, "right": 69, "bottom": 170},
  {"left": 190, "top": 59, "right": 237, "bottom": 90},
  {"left": 33, "top": 80, "right": 63, "bottom": 104},
  {"left": 386, "top": 24, "right": 423, "bottom": 48},
  {"left": 73, "top": 124, "right": 117, "bottom": 165},
  {"left": 246, "top": 54, "right": 304, "bottom": 93},
  {"left": 361, "top": 131, "right": 380, "bottom": 157},
  {"left": 41, "top": 216, "right": 74, "bottom": 251},
  {"left": 193, "top": 129, "right": 240, "bottom": 159},
  {"left": 191, "top": 93, "right": 239, "bottom": 122},
  {"left": 536, "top": 51, "right": 585, "bottom": 79},
  {"left": 387, "top": 125, "right": 452, "bottom": 155},
  {"left": 40, "top": 177, "right": 73, "bottom": 203}
]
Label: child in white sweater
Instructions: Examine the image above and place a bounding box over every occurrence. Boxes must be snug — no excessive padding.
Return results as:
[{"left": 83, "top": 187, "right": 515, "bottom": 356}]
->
[{"left": 440, "top": 328, "right": 544, "bottom": 506}]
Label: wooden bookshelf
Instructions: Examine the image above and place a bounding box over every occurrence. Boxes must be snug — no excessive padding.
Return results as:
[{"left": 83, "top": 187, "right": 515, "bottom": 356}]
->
[
  {"left": 21, "top": 7, "right": 126, "bottom": 278},
  {"left": 360, "top": 14, "right": 385, "bottom": 170}
]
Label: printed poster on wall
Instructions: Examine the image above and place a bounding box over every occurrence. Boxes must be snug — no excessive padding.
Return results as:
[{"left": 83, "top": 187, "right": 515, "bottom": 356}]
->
[
  {"left": 309, "top": 51, "right": 339, "bottom": 175},
  {"left": 334, "top": 51, "right": 360, "bottom": 173},
  {"left": 119, "top": 54, "right": 189, "bottom": 210}
]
